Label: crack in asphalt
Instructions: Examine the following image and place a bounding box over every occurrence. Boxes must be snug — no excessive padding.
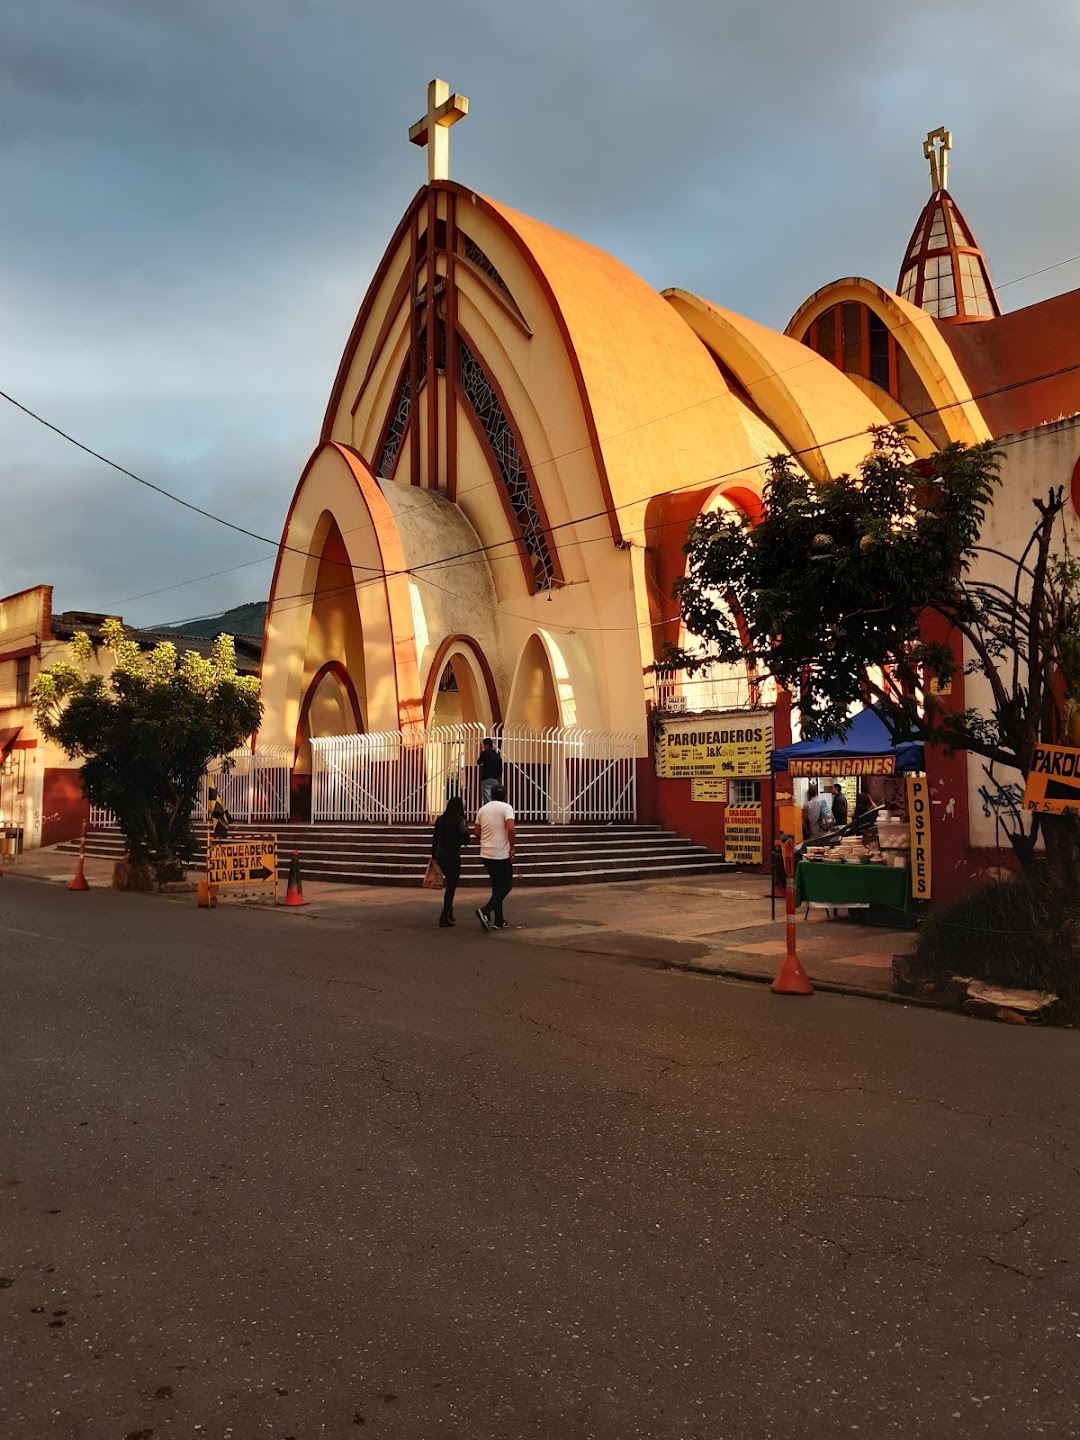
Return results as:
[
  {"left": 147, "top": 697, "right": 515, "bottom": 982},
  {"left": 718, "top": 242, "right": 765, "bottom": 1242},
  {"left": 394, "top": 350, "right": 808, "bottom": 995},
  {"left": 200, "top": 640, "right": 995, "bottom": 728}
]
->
[
  {"left": 799, "top": 1084, "right": 996, "bottom": 1129},
  {"left": 979, "top": 1253, "right": 1044, "bottom": 1281}
]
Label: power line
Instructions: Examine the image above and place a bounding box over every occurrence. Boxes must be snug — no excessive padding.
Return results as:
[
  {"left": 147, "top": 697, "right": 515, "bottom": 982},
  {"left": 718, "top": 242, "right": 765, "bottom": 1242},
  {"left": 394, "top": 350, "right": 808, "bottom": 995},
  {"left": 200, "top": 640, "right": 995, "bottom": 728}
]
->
[
  {"left": 224, "top": 410, "right": 1080, "bottom": 642},
  {"left": 8, "top": 288, "right": 1080, "bottom": 622},
  {"left": 157, "top": 361, "right": 1080, "bottom": 630},
  {"left": 0, "top": 387, "right": 386, "bottom": 578}
]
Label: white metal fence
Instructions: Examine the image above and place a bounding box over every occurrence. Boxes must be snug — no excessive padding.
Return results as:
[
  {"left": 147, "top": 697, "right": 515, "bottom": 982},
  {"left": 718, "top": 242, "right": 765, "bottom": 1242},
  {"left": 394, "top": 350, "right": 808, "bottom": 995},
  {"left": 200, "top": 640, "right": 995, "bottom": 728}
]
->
[
  {"left": 311, "top": 723, "right": 638, "bottom": 824},
  {"left": 200, "top": 746, "right": 292, "bottom": 824},
  {"left": 87, "top": 747, "right": 292, "bottom": 829}
]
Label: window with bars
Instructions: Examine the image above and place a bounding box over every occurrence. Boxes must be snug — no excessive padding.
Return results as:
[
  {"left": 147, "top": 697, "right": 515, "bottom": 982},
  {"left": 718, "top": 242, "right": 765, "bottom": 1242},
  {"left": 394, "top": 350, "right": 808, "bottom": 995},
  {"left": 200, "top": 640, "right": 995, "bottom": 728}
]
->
[
  {"left": 458, "top": 339, "right": 556, "bottom": 591},
  {"left": 729, "top": 779, "right": 762, "bottom": 807},
  {"left": 15, "top": 656, "right": 30, "bottom": 706}
]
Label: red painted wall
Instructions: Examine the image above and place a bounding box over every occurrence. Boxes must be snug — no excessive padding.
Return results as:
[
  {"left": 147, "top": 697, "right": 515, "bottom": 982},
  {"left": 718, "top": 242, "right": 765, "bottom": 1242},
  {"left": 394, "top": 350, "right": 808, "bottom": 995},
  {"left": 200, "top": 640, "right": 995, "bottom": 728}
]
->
[{"left": 41, "top": 769, "right": 89, "bottom": 848}]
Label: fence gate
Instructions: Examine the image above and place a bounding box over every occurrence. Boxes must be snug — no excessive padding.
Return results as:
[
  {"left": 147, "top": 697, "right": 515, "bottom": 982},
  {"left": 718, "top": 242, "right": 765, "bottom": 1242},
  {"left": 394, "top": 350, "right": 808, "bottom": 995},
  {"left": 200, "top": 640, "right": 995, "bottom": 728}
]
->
[
  {"left": 89, "top": 747, "right": 292, "bottom": 830},
  {"left": 310, "top": 724, "right": 637, "bottom": 824}
]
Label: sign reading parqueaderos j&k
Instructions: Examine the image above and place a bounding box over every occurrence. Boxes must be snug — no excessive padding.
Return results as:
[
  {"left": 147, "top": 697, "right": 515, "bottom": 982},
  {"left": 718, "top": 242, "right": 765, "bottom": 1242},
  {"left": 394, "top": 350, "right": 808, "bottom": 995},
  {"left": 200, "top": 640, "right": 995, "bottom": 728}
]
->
[{"left": 656, "top": 712, "right": 773, "bottom": 779}]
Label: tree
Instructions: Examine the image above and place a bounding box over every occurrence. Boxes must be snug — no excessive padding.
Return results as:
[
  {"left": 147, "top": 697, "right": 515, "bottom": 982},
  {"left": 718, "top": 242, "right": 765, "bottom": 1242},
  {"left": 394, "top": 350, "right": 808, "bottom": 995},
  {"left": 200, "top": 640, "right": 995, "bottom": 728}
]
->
[
  {"left": 671, "top": 427, "right": 1080, "bottom": 882},
  {"left": 33, "top": 621, "right": 262, "bottom": 883}
]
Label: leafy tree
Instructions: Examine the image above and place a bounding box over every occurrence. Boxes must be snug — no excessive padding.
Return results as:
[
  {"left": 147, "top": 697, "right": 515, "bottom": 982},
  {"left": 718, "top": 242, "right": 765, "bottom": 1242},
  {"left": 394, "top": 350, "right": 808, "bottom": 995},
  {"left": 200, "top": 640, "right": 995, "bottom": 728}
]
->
[
  {"left": 672, "top": 427, "right": 1080, "bottom": 881},
  {"left": 33, "top": 621, "right": 262, "bottom": 882}
]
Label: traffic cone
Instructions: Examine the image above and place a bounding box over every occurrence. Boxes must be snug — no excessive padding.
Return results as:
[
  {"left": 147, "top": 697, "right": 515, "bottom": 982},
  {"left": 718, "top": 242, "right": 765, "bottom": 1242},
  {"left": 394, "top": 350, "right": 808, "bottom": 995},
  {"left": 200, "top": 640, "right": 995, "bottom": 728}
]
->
[
  {"left": 282, "top": 850, "right": 307, "bottom": 906},
  {"left": 197, "top": 879, "right": 216, "bottom": 908},
  {"left": 771, "top": 838, "right": 812, "bottom": 996},
  {"left": 69, "top": 822, "right": 90, "bottom": 892}
]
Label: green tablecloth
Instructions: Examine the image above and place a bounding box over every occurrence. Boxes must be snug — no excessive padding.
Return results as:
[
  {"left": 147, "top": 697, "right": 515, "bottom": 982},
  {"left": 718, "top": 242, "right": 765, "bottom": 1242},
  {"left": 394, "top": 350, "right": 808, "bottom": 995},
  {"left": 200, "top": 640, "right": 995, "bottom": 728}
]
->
[{"left": 795, "top": 860, "right": 910, "bottom": 911}]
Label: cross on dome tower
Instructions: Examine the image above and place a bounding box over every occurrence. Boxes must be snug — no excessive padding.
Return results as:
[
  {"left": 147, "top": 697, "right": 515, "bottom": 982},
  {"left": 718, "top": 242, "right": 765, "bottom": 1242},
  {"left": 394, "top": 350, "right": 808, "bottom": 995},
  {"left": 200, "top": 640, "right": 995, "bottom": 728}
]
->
[
  {"left": 408, "top": 78, "right": 469, "bottom": 184},
  {"left": 897, "top": 127, "right": 999, "bottom": 323}
]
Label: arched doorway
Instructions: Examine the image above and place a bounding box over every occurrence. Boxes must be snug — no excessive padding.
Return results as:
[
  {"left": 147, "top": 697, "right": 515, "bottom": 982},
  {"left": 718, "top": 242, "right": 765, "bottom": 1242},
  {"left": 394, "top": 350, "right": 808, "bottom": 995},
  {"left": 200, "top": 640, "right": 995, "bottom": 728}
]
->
[
  {"left": 506, "top": 634, "right": 561, "bottom": 729},
  {"left": 293, "top": 662, "right": 364, "bottom": 819}
]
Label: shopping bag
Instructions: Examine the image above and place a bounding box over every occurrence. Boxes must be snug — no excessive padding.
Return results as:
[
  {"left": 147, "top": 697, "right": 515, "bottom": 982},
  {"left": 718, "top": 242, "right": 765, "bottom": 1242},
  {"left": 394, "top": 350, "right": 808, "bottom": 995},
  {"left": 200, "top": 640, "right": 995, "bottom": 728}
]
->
[{"left": 422, "top": 858, "right": 444, "bottom": 890}]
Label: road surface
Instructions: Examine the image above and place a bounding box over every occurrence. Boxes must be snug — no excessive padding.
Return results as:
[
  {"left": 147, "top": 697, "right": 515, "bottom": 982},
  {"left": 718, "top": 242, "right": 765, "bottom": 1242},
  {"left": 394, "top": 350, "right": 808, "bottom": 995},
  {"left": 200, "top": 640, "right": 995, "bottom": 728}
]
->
[{"left": 1, "top": 877, "right": 1078, "bottom": 1438}]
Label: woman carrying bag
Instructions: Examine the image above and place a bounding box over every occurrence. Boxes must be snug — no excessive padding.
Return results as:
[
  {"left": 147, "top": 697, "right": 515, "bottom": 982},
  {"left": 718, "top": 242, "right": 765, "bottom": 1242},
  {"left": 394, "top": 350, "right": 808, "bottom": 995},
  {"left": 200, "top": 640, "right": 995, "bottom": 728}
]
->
[{"left": 430, "top": 794, "right": 470, "bottom": 927}]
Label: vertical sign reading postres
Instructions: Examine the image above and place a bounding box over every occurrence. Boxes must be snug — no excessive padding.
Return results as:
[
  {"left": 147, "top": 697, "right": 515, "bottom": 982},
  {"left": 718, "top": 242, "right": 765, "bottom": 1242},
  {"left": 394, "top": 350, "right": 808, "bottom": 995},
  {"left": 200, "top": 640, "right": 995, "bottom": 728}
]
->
[
  {"left": 906, "top": 775, "right": 932, "bottom": 900},
  {"left": 656, "top": 712, "right": 774, "bottom": 779},
  {"left": 725, "top": 805, "right": 763, "bottom": 864}
]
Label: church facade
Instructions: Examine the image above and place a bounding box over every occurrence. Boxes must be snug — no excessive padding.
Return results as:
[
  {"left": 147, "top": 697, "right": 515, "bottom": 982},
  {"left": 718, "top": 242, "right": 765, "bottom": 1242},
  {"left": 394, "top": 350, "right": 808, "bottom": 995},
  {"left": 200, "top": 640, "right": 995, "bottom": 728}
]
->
[{"left": 258, "top": 96, "right": 1080, "bottom": 897}]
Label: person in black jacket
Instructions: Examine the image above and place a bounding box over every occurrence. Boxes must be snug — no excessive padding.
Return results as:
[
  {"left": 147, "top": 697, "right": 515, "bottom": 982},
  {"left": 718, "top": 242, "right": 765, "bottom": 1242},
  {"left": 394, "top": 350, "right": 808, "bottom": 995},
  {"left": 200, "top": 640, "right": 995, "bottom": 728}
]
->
[
  {"left": 477, "top": 737, "right": 504, "bottom": 806},
  {"left": 431, "top": 794, "right": 470, "bottom": 927}
]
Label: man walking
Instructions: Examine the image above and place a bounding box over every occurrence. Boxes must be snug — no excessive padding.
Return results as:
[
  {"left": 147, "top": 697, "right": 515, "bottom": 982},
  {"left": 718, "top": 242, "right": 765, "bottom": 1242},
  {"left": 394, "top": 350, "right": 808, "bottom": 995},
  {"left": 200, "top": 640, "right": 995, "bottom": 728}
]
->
[
  {"left": 477, "top": 737, "right": 504, "bottom": 806},
  {"left": 474, "top": 784, "right": 515, "bottom": 931}
]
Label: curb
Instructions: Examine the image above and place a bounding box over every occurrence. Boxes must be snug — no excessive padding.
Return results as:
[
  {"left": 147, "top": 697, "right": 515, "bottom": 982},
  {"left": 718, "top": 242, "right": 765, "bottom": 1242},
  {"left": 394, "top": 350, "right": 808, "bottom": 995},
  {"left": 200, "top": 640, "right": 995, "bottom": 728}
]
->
[{"left": 662, "top": 957, "right": 954, "bottom": 1012}]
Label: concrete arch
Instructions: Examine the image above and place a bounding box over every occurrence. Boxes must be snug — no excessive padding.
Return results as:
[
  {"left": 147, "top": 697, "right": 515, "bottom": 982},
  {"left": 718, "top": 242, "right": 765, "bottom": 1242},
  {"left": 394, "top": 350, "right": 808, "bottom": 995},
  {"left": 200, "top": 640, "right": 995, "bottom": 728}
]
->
[
  {"left": 423, "top": 635, "right": 501, "bottom": 729},
  {"left": 786, "top": 278, "right": 992, "bottom": 446},
  {"left": 505, "top": 627, "right": 602, "bottom": 730},
  {"left": 259, "top": 442, "right": 423, "bottom": 752},
  {"left": 664, "top": 288, "right": 886, "bottom": 483},
  {"left": 294, "top": 660, "right": 364, "bottom": 773}
]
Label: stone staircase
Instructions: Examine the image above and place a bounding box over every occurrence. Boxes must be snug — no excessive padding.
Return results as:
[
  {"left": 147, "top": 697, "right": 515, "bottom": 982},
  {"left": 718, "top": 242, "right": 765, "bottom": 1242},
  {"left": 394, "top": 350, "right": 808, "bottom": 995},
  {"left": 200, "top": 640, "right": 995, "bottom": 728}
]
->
[{"left": 56, "top": 822, "right": 734, "bottom": 887}]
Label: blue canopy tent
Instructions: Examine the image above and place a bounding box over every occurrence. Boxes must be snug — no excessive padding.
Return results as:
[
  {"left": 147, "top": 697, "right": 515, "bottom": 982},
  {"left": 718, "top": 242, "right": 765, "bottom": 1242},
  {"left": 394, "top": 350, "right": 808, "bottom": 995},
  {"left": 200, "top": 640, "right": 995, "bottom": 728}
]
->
[{"left": 771, "top": 706, "right": 924, "bottom": 774}]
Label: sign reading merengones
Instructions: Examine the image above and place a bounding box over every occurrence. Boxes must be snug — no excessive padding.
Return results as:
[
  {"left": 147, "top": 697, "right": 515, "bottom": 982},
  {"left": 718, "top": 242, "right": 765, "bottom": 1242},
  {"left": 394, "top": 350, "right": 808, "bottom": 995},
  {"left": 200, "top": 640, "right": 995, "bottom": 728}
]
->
[{"left": 655, "top": 712, "right": 774, "bottom": 779}]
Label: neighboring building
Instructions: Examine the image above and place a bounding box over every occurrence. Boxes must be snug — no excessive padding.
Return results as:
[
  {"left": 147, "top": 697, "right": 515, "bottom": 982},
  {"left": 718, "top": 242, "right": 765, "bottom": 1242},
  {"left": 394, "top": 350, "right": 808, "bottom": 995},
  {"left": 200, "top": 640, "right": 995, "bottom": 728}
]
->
[
  {"left": 255, "top": 99, "right": 1079, "bottom": 897},
  {"left": 0, "top": 585, "right": 261, "bottom": 850}
]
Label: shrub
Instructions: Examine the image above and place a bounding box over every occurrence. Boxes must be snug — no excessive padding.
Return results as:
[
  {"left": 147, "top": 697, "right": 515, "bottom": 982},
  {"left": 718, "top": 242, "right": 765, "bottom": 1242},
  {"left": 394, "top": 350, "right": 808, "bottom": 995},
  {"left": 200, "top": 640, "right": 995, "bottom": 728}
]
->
[{"left": 915, "top": 872, "right": 1080, "bottom": 1019}]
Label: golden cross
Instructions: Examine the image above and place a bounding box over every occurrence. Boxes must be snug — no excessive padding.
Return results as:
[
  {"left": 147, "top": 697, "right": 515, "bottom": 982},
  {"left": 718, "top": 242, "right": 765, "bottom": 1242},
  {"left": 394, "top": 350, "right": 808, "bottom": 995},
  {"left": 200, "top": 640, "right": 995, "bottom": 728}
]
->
[
  {"left": 923, "top": 126, "right": 952, "bottom": 193},
  {"left": 408, "top": 78, "right": 469, "bottom": 184}
]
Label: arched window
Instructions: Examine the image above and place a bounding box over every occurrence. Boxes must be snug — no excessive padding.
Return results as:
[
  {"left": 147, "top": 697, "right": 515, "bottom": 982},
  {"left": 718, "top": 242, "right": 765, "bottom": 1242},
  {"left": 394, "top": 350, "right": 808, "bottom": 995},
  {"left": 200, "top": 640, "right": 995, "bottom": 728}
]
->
[{"left": 801, "top": 303, "right": 897, "bottom": 397}]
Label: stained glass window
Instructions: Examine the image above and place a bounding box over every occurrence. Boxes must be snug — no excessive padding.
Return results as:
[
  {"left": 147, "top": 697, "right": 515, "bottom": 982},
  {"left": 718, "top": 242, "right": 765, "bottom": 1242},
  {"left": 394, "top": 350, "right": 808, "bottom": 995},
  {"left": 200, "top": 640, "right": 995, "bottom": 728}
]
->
[
  {"left": 375, "top": 368, "right": 410, "bottom": 479},
  {"left": 459, "top": 338, "right": 556, "bottom": 590},
  {"left": 460, "top": 235, "right": 514, "bottom": 303}
]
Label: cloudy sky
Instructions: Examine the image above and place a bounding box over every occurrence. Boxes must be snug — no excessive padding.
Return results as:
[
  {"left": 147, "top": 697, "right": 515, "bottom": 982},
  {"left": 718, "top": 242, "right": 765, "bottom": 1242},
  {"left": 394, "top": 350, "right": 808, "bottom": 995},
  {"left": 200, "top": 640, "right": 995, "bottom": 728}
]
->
[{"left": 3, "top": 0, "right": 1078, "bottom": 627}]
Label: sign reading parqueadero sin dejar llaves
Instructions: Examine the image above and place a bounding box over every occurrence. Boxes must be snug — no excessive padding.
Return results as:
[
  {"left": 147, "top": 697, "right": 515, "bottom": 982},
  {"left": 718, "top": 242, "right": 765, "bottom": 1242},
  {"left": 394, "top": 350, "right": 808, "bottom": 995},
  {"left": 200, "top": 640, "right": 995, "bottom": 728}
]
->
[{"left": 656, "top": 712, "right": 773, "bottom": 779}]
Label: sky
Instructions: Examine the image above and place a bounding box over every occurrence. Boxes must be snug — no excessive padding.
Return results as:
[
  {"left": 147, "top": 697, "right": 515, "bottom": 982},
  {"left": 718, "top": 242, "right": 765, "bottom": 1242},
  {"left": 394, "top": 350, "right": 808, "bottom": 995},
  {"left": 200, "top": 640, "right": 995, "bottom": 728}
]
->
[{"left": 2, "top": 0, "right": 1078, "bottom": 628}]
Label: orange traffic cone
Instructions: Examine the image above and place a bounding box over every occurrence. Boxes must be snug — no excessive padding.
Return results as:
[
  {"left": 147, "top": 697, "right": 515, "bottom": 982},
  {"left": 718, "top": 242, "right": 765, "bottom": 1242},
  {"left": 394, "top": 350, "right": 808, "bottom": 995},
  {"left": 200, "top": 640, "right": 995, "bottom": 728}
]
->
[
  {"left": 282, "top": 850, "right": 307, "bottom": 906},
  {"left": 69, "top": 822, "right": 90, "bottom": 892},
  {"left": 771, "top": 838, "right": 812, "bottom": 996}
]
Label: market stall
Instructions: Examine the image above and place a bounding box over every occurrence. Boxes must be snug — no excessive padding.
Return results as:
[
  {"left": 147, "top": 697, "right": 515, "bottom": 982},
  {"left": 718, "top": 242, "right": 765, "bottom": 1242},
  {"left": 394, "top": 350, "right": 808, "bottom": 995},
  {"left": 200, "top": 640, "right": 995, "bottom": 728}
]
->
[{"left": 771, "top": 709, "right": 925, "bottom": 919}]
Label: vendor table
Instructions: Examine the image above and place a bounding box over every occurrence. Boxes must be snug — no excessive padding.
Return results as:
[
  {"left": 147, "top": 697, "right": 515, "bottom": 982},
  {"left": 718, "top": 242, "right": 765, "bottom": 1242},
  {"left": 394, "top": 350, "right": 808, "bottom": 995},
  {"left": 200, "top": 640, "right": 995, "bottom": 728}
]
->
[{"left": 795, "top": 860, "right": 910, "bottom": 912}]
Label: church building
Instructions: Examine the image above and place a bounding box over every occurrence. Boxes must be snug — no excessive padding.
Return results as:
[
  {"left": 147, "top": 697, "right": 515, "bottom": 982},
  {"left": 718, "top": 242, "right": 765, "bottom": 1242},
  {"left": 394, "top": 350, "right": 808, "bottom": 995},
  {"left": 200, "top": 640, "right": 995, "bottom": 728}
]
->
[{"left": 257, "top": 89, "right": 1080, "bottom": 897}]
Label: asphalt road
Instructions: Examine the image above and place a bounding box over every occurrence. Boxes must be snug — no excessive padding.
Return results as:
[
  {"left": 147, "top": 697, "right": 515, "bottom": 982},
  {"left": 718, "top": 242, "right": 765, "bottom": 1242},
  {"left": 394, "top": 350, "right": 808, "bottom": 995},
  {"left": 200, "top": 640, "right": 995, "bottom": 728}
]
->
[{"left": 1, "top": 878, "right": 1078, "bottom": 1440}]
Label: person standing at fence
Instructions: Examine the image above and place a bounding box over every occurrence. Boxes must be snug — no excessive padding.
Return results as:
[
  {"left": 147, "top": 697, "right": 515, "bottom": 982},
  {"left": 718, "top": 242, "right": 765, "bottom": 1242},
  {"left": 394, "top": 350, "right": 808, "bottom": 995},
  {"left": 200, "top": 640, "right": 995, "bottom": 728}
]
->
[
  {"left": 477, "top": 737, "right": 504, "bottom": 807},
  {"left": 431, "top": 795, "right": 470, "bottom": 928},
  {"left": 474, "top": 784, "right": 515, "bottom": 931}
]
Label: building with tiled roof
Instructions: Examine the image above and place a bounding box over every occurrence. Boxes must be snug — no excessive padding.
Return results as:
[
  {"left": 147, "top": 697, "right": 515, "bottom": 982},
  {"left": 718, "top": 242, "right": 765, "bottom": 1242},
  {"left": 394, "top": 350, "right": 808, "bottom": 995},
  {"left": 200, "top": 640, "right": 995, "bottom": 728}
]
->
[{"left": 0, "top": 586, "right": 262, "bottom": 850}]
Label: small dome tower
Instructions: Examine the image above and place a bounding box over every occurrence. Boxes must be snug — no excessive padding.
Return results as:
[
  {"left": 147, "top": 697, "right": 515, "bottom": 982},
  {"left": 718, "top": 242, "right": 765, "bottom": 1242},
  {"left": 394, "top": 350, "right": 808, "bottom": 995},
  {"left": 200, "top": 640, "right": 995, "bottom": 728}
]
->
[{"left": 897, "top": 128, "right": 1000, "bottom": 323}]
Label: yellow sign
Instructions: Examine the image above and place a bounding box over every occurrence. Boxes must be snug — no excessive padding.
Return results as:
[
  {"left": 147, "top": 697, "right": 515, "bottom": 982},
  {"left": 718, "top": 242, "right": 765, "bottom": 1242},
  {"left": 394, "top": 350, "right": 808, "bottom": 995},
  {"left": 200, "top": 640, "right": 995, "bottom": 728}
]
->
[
  {"left": 1022, "top": 744, "right": 1080, "bottom": 815},
  {"left": 906, "top": 775, "right": 932, "bottom": 899},
  {"left": 690, "top": 778, "right": 729, "bottom": 802},
  {"left": 206, "top": 835, "right": 278, "bottom": 891},
  {"left": 656, "top": 713, "right": 772, "bottom": 780},
  {"left": 725, "top": 805, "right": 763, "bottom": 864},
  {"left": 789, "top": 755, "right": 895, "bottom": 778}
]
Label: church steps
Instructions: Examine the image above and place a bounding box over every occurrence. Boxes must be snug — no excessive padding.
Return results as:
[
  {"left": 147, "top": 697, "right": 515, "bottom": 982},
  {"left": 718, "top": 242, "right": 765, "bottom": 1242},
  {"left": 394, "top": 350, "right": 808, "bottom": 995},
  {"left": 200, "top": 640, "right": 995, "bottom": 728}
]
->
[{"left": 55, "top": 823, "right": 736, "bottom": 885}]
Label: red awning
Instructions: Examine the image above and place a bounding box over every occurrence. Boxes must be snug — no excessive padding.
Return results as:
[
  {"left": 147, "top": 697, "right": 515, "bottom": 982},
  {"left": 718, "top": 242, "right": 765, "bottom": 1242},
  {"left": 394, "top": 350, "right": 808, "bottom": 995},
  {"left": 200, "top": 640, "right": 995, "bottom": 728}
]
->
[{"left": 0, "top": 727, "right": 22, "bottom": 759}]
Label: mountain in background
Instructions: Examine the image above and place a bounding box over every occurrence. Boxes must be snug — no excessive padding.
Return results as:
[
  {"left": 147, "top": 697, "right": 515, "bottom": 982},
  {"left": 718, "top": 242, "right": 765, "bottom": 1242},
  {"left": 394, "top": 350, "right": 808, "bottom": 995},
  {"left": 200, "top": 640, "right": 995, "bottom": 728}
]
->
[{"left": 156, "top": 601, "right": 266, "bottom": 639}]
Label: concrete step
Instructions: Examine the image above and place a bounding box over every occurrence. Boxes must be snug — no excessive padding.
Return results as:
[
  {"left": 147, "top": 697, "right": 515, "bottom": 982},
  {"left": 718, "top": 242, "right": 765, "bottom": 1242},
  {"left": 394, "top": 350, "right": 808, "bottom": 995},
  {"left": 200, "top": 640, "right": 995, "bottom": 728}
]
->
[{"left": 58, "top": 823, "right": 737, "bottom": 886}]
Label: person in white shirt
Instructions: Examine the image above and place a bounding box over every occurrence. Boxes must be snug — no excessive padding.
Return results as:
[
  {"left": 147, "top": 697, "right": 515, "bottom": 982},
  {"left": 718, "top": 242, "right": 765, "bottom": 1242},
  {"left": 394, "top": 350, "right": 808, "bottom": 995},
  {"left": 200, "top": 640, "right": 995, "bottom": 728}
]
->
[{"left": 473, "top": 785, "right": 515, "bottom": 931}]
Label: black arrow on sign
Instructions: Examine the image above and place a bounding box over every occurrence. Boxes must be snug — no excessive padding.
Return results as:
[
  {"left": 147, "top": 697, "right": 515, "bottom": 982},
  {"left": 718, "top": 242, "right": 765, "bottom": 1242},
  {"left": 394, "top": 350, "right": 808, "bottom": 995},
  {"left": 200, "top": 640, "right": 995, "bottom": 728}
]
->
[{"left": 248, "top": 866, "right": 274, "bottom": 881}]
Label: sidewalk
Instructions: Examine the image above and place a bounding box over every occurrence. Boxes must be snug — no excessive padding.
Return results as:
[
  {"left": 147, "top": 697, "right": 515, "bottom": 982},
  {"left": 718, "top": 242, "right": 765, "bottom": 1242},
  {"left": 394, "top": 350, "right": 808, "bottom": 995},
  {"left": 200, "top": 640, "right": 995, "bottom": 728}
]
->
[{"left": 8, "top": 847, "right": 915, "bottom": 1000}]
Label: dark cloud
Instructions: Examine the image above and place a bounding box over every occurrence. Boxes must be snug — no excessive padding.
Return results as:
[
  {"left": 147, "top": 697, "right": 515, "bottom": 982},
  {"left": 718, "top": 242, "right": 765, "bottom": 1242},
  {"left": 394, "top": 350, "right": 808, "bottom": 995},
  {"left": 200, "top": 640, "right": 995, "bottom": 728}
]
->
[{"left": 2, "top": 0, "right": 1078, "bottom": 623}]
